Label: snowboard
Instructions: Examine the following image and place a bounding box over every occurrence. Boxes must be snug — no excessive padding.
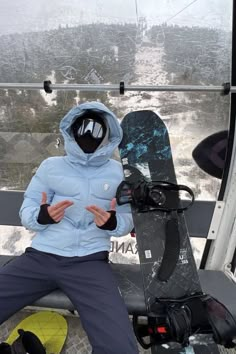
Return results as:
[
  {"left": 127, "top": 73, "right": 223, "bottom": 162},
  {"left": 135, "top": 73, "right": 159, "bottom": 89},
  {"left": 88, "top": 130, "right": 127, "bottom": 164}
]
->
[
  {"left": 118, "top": 110, "right": 202, "bottom": 305},
  {"left": 6, "top": 311, "right": 68, "bottom": 353},
  {"left": 118, "top": 110, "right": 220, "bottom": 353}
]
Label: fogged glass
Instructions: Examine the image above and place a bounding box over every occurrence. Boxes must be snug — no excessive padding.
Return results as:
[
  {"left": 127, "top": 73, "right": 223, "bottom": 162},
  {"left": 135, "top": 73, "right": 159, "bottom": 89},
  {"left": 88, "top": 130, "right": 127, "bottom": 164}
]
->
[{"left": 0, "top": 0, "right": 232, "bottom": 202}]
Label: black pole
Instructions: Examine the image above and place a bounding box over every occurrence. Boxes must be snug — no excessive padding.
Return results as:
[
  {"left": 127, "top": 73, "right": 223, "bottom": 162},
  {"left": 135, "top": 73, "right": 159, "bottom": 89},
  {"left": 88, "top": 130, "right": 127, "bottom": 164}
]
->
[{"left": 200, "top": 0, "right": 236, "bottom": 269}]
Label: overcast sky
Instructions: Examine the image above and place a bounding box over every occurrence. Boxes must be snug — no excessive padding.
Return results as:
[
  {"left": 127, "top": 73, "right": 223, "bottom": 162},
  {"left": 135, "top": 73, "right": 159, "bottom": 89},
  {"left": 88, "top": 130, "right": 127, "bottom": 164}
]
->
[{"left": 0, "top": 0, "right": 232, "bottom": 36}]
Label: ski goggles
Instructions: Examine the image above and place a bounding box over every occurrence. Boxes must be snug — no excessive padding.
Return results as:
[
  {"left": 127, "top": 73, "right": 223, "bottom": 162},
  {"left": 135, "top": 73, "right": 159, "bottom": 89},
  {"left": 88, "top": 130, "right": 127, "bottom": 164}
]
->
[{"left": 74, "top": 117, "right": 106, "bottom": 139}]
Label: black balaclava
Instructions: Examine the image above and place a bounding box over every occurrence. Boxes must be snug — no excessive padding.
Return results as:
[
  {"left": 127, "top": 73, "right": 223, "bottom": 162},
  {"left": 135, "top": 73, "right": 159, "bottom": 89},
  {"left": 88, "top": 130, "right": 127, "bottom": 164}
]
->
[{"left": 71, "top": 111, "right": 107, "bottom": 153}]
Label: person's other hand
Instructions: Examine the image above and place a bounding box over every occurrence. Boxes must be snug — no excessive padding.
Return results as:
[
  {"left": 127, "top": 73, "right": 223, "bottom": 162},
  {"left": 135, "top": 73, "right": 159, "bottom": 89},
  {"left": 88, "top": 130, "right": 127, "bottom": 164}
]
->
[
  {"left": 41, "top": 192, "right": 74, "bottom": 223},
  {"left": 86, "top": 198, "right": 116, "bottom": 227}
]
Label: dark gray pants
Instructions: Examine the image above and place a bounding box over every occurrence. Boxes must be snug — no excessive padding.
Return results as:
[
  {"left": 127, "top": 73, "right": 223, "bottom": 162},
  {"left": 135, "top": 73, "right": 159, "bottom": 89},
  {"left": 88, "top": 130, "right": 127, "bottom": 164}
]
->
[{"left": 0, "top": 248, "right": 139, "bottom": 354}]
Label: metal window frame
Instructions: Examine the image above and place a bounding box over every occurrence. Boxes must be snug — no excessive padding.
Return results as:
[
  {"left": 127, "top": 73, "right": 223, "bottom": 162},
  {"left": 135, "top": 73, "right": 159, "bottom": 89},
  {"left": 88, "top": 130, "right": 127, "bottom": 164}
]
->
[
  {"left": 201, "top": 0, "right": 236, "bottom": 271},
  {"left": 0, "top": 82, "right": 232, "bottom": 94}
]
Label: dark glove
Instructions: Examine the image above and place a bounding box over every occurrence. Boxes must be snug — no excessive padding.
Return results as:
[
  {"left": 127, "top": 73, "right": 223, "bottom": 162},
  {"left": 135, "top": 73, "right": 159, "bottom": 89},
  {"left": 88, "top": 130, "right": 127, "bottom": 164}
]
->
[
  {"left": 37, "top": 204, "right": 58, "bottom": 225},
  {"left": 98, "top": 210, "right": 117, "bottom": 231}
]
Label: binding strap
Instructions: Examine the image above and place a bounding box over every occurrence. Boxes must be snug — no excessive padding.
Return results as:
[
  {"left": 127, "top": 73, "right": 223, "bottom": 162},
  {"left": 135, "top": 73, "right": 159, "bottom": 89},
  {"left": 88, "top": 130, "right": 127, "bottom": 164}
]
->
[
  {"left": 202, "top": 295, "right": 236, "bottom": 348},
  {"left": 116, "top": 179, "right": 194, "bottom": 212},
  {"left": 157, "top": 213, "right": 180, "bottom": 281}
]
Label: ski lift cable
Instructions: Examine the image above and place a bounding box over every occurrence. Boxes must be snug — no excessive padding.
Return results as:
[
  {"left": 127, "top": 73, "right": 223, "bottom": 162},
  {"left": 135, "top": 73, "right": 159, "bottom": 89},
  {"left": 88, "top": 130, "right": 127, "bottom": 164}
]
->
[
  {"left": 0, "top": 81, "right": 231, "bottom": 95},
  {"left": 134, "top": 0, "right": 139, "bottom": 25},
  {"left": 165, "top": 0, "right": 199, "bottom": 23}
]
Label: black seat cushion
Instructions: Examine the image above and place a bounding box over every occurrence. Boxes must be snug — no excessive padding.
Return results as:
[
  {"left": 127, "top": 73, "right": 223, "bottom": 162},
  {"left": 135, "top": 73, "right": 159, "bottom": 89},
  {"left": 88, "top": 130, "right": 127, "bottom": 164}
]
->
[{"left": 0, "top": 256, "right": 235, "bottom": 318}]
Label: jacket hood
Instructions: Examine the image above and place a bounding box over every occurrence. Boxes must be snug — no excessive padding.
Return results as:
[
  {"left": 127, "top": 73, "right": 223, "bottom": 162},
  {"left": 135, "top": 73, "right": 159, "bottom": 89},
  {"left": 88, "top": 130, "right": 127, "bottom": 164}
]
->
[{"left": 59, "top": 101, "right": 123, "bottom": 166}]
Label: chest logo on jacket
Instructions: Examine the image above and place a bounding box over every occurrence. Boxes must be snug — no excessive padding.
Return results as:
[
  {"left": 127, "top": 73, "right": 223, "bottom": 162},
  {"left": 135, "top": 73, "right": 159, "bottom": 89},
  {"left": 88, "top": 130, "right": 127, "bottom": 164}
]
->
[{"left": 104, "top": 183, "right": 110, "bottom": 191}]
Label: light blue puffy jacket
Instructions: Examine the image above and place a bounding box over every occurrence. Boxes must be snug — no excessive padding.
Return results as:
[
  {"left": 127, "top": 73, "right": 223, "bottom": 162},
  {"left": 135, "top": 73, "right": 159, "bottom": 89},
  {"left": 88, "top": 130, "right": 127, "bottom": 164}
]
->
[{"left": 19, "top": 101, "right": 134, "bottom": 257}]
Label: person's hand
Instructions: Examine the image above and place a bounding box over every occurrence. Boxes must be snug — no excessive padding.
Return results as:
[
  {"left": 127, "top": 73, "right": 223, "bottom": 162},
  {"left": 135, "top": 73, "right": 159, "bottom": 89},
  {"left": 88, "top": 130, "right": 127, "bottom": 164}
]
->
[
  {"left": 41, "top": 192, "right": 74, "bottom": 223},
  {"left": 86, "top": 198, "right": 116, "bottom": 227}
]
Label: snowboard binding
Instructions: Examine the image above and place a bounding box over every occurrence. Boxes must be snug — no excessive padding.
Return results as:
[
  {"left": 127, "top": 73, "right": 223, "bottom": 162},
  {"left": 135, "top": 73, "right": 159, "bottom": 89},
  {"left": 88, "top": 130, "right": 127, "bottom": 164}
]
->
[
  {"left": 116, "top": 167, "right": 194, "bottom": 213},
  {"left": 133, "top": 294, "right": 236, "bottom": 349}
]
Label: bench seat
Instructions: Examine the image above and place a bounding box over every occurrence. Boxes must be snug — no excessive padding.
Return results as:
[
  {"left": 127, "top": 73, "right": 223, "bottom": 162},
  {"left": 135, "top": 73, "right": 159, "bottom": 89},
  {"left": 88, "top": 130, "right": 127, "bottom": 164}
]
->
[{"left": 0, "top": 256, "right": 235, "bottom": 319}]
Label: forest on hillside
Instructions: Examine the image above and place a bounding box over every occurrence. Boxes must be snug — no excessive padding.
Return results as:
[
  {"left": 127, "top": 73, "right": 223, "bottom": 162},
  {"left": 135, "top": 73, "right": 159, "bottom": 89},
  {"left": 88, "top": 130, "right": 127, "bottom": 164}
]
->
[{"left": 0, "top": 22, "right": 231, "bottom": 191}]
